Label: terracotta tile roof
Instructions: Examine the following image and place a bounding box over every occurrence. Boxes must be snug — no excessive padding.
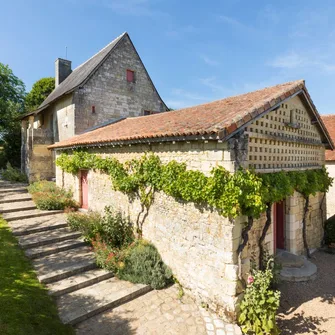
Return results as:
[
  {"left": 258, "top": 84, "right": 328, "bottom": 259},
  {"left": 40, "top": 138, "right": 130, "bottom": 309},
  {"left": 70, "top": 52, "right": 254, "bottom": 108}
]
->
[
  {"left": 49, "top": 80, "right": 333, "bottom": 150},
  {"left": 321, "top": 115, "right": 335, "bottom": 160}
]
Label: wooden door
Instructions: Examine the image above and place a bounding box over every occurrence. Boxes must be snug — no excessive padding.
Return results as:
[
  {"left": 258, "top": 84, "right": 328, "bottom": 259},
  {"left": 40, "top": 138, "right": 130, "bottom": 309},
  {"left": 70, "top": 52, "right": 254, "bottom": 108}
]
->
[
  {"left": 274, "top": 201, "right": 285, "bottom": 250},
  {"left": 80, "top": 170, "right": 89, "bottom": 209}
]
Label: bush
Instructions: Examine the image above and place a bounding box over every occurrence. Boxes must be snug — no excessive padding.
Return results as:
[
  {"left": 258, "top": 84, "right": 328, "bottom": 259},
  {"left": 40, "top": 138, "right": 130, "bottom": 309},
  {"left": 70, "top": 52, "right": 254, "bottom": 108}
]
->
[
  {"left": 325, "top": 215, "right": 335, "bottom": 246},
  {"left": 238, "top": 260, "right": 281, "bottom": 335},
  {"left": 67, "top": 212, "right": 103, "bottom": 242},
  {"left": 92, "top": 235, "right": 128, "bottom": 273},
  {"left": 101, "top": 206, "right": 134, "bottom": 248},
  {"left": 2, "top": 162, "right": 28, "bottom": 183},
  {"left": 118, "top": 240, "right": 173, "bottom": 289},
  {"left": 28, "top": 180, "right": 59, "bottom": 194},
  {"left": 29, "top": 181, "right": 78, "bottom": 210},
  {"left": 67, "top": 207, "right": 134, "bottom": 248}
]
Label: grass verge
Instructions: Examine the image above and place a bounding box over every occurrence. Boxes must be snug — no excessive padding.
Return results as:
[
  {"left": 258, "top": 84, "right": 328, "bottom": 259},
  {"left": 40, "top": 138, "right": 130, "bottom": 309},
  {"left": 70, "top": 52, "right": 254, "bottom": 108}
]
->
[{"left": 0, "top": 217, "right": 74, "bottom": 335}]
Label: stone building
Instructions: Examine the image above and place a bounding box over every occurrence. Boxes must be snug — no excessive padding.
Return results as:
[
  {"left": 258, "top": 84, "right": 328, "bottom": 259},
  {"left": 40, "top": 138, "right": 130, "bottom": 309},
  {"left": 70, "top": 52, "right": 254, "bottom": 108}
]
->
[
  {"left": 321, "top": 115, "right": 335, "bottom": 218},
  {"left": 49, "top": 80, "right": 333, "bottom": 321},
  {"left": 21, "top": 32, "right": 168, "bottom": 181}
]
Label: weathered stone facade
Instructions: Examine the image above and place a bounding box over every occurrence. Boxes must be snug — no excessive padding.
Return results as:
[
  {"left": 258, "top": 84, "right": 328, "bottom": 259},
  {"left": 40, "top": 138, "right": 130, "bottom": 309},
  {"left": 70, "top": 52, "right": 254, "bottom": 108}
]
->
[
  {"left": 21, "top": 33, "right": 167, "bottom": 181},
  {"left": 54, "top": 93, "right": 329, "bottom": 321},
  {"left": 326, "top": 162, "right": 335, "bottom": 218}
]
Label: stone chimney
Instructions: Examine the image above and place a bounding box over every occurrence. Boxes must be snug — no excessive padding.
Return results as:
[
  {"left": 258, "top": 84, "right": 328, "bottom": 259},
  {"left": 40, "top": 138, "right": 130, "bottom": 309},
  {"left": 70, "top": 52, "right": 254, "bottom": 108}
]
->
[{"left": 55, "top": 58, "right": 72, "bottom": 87}]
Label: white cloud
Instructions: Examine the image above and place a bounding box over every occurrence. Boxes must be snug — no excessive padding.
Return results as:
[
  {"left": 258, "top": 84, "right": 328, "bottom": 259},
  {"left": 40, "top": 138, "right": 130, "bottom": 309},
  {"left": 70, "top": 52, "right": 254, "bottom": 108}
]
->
[
  {"left": 165, "top": 25, "right": 198, "bottom": 39},
  {"left": 218, "top": 15, "right": 256, "bottom": 33},
  {"left": 268, "top": 50, "right": 335, "bottom": 74},
  {"left": 200, "top": 55, "right": 220, "bottom": 66}
]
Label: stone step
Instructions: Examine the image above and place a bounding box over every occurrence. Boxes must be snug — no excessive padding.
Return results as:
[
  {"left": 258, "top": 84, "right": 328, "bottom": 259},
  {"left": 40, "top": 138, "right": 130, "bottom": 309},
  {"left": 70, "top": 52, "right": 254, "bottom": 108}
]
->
[
  {"left": 47, "top": 269, "right": 114, "bottom": 297},
  {"left": 18, "top": 227, "right": 82, "bottom": 249},
  {"left": 280, "top": 258, "right": 317, "bottom": 282},
  {"left": 0, "top": 182, "right": 28, "bottom": 188},
  {"left": 9, "top": 213, "right": 67, "bottom": 236},
  {"left": 57, "top": 277, "right": 151, "bottom": 325},
  {"left": 0, "top": 187, "right": 28, "bottom": 193},
  {"left": 0, "top": 200, "right": 37, "bottom": 214},
  {"left": 25, "top": 239, "right": 87, "bottom": 259},
  {"left": 3, "top": 209, "right": 63, "bottom": 222},
  {"left": 0, "top": 193, "right": 32, "bottom": 204},
  {"left": 33, "top": 247, "right": 96, "bottom": 284}
]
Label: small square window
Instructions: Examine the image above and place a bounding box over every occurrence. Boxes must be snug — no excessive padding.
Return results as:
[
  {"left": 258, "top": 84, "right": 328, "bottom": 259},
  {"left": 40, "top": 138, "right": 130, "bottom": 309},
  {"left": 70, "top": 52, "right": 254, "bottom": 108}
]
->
[
  {"left": 127, "top": 69, "right": 135, "bottom": 83},
  {"left": 144, "top": 110, "right": 152, "bottom": 116}
]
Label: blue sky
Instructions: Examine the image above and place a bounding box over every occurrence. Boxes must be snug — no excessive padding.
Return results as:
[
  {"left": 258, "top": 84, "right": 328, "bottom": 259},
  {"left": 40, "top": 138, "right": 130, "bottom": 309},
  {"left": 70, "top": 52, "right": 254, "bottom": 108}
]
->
[{"left": 2, "top": 0, "right": 335, "bottom": 114}]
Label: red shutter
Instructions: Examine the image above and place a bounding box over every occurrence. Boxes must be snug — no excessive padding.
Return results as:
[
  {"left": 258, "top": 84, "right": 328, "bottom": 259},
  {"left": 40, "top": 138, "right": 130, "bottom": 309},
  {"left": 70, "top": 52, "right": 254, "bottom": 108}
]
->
[{"left": 127, "top": 70, "right": 134, "bottom": 82}]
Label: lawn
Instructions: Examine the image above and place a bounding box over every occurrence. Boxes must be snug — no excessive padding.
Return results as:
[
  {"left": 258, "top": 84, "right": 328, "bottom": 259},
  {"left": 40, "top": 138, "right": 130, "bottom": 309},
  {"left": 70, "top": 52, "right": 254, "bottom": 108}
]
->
[{"left": 0, "top": 217, "right": 74, "bottom": 335}]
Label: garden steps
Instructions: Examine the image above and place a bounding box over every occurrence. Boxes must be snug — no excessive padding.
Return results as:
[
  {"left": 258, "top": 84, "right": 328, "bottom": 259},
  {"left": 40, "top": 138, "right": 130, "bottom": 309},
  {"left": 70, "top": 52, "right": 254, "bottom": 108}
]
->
[
  {"left": 0, "top": 186, "right": 28, "bottom": 193},
  {"left": 0, "top": 200, "right": 36, "bottom": 214},
  {"left": 10, "top": 214, "right": 68, "bottom": 236},
  {"left": 56, "top": 277, "right": 151, "bottom": 325},
  {"left": 25, "top": 239, "right": 88, "bottom": 259},
  {"left": 276, "top": 250, "right": 317, "bottom": 282},
  {"left": 47, "top": 268, "right": 114, "bottom": 297},
  {"left": 0, "top": 184, "right": 154, "bottom": 328},
  {"left": 3, "top": 208, "right": 63, "bottom": 222},
  {"left": 0, "top": 192, "right": 32, "bottom": 204},
  {"left": 18, "top": 227, "right": 82, "bottom": 249},
  {"left": 32, "top": 246, "right": 97, "bottom": 282}
]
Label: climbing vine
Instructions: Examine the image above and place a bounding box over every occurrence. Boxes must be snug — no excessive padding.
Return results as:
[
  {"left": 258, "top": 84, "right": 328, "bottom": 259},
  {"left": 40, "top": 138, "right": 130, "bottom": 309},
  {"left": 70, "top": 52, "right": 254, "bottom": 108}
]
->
[{"left": 56, "top": 151, "right": 333, "bottom": 254}]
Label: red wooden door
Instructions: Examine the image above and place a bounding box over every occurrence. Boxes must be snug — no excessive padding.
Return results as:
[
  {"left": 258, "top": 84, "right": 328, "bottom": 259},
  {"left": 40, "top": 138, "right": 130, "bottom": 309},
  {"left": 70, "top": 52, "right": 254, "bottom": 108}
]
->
[
  {"left": 274, "top": 201, "right": 285, "bottom": 250},
  {"left": 81, "top": 171, "right": 88, "bottom": 209}
]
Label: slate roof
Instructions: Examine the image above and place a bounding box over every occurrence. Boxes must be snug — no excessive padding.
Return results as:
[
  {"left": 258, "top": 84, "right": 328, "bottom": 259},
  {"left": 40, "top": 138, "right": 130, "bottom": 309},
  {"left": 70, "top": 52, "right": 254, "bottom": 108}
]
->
[
  {"left": 22, "top": 32, "right": 167, "bottom": 118},
  {"left": 321, "top": 115, "right": 335, "bottom": 160},
  {"left": 49, "top": 80, "right": 334, "bottom": 150}
]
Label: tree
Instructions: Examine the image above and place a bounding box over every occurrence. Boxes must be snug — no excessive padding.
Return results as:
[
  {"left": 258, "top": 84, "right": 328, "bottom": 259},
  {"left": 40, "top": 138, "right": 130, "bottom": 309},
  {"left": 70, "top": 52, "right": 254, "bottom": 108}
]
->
[
  {"left": 0, "top": 63, "right": 26, "bottom": 168},
  {"left": 25, "top": 77, "right": 54, "bottom": 112}
]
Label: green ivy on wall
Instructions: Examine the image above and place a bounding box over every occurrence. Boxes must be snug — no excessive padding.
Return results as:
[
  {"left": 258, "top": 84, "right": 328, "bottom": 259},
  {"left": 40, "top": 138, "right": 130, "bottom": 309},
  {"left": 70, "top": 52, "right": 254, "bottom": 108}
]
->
[{"left": 56, "top": 150, "right": 333, "bottom": 219}]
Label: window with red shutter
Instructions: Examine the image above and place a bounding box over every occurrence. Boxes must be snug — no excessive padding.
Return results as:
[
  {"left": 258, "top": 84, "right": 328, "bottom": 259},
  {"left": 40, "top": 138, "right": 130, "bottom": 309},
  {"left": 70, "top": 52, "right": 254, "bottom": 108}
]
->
[{"left": 127, "top": 69, "right": 134, "bottom": 82}]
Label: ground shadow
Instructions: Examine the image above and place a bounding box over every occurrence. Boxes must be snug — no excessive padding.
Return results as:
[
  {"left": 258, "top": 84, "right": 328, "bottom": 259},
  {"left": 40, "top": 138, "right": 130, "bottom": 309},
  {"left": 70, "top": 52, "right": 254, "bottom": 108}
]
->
[{"left": 276, "top": 250, "right": 335, "bottom": 334}]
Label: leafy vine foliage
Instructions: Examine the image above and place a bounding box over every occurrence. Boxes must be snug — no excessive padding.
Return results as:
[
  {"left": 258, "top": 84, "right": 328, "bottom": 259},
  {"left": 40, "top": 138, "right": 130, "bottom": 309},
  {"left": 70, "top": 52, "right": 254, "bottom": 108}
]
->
[{"left": 56, "top": 150, "right": 332, "bottom": 220}]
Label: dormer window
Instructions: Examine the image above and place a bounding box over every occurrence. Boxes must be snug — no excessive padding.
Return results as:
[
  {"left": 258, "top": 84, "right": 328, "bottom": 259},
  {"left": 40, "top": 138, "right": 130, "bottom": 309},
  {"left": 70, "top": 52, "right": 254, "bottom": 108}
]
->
[{"left": 127, "top": 69, "right": 135, "bottom": 83}]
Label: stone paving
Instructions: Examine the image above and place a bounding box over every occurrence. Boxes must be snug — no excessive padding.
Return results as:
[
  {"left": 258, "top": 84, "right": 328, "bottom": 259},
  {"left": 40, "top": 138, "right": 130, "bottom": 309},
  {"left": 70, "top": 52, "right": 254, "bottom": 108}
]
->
[{"left": 76, "top": 285, "right": 242, "bottom": 335}]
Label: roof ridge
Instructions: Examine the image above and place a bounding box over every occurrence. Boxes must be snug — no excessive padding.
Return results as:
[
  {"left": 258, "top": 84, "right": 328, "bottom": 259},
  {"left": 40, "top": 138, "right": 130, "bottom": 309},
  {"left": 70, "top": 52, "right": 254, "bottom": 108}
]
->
[{"left": 73, "top": 32, "right": 127, "bottom": 72}]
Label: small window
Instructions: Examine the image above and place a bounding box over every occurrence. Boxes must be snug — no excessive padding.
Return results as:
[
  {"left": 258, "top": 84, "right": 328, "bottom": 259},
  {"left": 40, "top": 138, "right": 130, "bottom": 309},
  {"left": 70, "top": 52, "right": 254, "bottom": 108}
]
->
[
  {"left": 127, "top": 69, "right": 135, "bottom": 83},
  {"left": 144, "top": 110, "right": 151, "bottom": 116}
]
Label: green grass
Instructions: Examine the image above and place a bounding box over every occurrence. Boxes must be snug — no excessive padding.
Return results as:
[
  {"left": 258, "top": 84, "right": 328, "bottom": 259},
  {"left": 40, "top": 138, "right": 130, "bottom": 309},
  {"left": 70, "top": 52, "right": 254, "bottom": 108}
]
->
[{"left": 0, "top": 217, "right": 74, "bottom": 335}]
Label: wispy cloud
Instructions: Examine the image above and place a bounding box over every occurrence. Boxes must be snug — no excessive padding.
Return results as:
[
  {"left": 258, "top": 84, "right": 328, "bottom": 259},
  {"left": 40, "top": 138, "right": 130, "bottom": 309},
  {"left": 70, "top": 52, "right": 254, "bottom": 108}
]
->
[
  {"left": 218, "top": 15, "right": 256, "bottom": 33},
  {"left": 200, "top": 55, "right": 220, "bottom": 66},
  {"left": 268, "top": 50, "right": 335, "bottom": 73},
  {"left": 81, "top": 0, "right": 169, "bottom": 18},
  {"left": 165, "top": 25, "right": 198, "bottom": 39}
]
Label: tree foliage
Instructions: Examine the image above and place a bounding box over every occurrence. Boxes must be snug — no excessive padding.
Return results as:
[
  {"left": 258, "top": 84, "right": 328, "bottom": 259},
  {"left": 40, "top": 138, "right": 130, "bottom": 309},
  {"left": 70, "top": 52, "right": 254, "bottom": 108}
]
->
[
  {"left": 25, "top": 77, "right": 54, "bottom": 112},
  {"left": 0, "top": 63, "right": 26, "bottom": 168}
]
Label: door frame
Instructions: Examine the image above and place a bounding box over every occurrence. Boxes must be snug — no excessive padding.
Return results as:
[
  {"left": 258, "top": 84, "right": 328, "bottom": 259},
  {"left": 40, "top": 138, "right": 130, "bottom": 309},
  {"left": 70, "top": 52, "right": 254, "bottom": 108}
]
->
[
  {"left": 80, "top": 170, "right": 89, "bottom": 210},
  {"left": 273, "top": 201, "right": 285, "bottom": 252}
]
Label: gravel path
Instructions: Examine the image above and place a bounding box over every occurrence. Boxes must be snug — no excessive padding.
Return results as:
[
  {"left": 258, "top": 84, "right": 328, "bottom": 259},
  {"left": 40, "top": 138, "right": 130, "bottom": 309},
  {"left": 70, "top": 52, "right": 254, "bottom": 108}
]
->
[{"left": 277, "top": 250, "right": 335, "bottom": 334}]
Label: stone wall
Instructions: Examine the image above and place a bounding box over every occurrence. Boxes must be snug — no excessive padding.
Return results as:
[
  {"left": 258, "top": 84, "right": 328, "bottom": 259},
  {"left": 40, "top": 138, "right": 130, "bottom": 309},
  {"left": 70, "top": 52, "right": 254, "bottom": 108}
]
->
[
  {"left": 73, "top": 35, "right": 167, "bottom": 134},
  {"left": 56, "top": 140, "right": 241, "bottom": 321},
  {"left": 326, "top": 162, "right": 335, "bottom": 218}
]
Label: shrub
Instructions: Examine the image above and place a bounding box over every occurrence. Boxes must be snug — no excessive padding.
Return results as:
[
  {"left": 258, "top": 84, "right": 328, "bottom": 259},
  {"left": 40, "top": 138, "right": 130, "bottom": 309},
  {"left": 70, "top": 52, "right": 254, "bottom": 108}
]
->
[
  {"left": 238, "top": 260, "right": 281, "bottom": 335},
  {"left": 92, "top": 235, "right": 128, "bottom": 273},
  {"left": 101, "top": 206, "right": 134, "bottom": 248},
  {"left": 2, "top": 162, "right": 28, "bottom": 183},
  {"left": 28, "top": 180, "right": 59, "bottom": 194},
  {"left": 67, "top": 212, "right": 103, "bottom": 242},
  {"left": 29, "top": 181, "right": 78, "bottom": 210},
  {"left": 118, "top": 240, "right": 173, "bottom": 289},
  {"left": 325, "top": 215, "right": 335, "bottom": 246}
]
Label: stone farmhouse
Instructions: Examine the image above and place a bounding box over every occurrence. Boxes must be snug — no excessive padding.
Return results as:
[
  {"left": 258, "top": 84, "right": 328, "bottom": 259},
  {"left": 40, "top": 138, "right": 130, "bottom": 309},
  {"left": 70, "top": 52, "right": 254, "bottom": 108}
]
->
[
  {"left": 20, "top": 32, "right": 168, "bottom": 182},
  {"left": 49, "top": 80, "right": 333, "bottom": 320},
  {"left": 321, "top": 115, "right": 335, "bottom": 218}
]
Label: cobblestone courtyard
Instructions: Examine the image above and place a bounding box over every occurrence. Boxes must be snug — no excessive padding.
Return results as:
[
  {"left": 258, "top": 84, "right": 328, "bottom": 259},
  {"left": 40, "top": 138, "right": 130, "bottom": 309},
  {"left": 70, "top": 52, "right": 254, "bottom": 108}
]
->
[{"left": 76, "top": 285, "right": 242, "bottom": 335}]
